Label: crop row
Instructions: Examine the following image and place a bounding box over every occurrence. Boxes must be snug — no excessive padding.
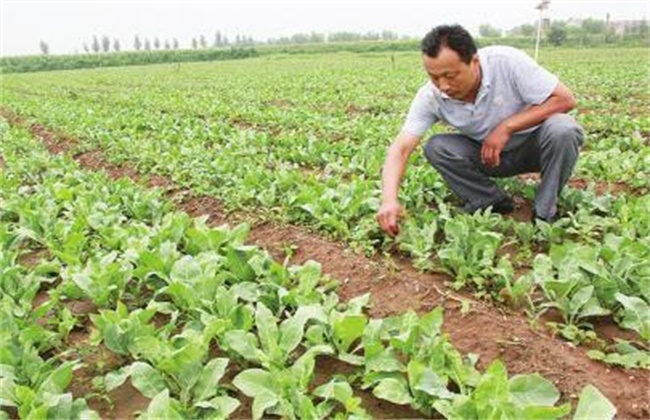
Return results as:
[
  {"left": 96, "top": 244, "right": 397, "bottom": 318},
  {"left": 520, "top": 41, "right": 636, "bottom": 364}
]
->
[
  {"left": 1, "top": 122, "right": 620, "bottom": 418},
  {"left": 1, "top": 121, "right": 648, "bottom": 348}
]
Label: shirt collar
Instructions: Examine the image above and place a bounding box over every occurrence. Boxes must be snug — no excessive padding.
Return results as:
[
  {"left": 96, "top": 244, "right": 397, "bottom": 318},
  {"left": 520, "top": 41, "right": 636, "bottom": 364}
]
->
[{"left": 476, "top": 49, "right": 492, "bottom": 95}]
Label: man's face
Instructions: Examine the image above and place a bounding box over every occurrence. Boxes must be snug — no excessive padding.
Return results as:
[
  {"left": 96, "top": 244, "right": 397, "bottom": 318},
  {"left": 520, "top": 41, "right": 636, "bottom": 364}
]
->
[{"left": 423, "top": 47, "right": 480, "bottom": 102}]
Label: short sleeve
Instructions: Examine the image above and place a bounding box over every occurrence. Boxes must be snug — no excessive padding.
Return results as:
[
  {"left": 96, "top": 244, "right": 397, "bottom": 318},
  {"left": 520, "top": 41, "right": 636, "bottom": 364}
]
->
[
  {"left": 508, "top": 49, "right": 559, "bottom": 104},
  {"left": 401, "top": 84, "right": 438, "bottom": 137}
]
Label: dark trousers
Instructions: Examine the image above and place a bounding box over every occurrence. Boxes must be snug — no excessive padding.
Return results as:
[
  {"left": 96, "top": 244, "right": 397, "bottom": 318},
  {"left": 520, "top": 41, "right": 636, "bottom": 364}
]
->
[{"left": 423, "top": 114, "right": 584, "bottom": 219}]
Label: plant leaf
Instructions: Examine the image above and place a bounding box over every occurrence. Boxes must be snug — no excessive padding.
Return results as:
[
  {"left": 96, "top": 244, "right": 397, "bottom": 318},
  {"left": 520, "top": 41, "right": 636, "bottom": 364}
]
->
[
  {"left": 615, "top": 293, "right": 650, "bottom": 340},
  {"left": 140, "top": 389, "right": 184, "bottom": 420},
  {"left": 170, "top": 255, "right": 202, "bottom": 283},
  {"left": 372, "top": 378, "right": 412, "bottom": 405},
  {"left": 333, "top": 314, "right": 367, "bottom": 353},
  {"left": 129, "top": 362, "right": 167, "bottom": 399},
  {"left": 192, "top": 357, "right": 229, "bottom": 402},
  {"left": 509, "top": 373, "right": 560, "bottom": 407},
  {"left": 573, "top": 385, "right": 616, "bottom": 420},
  {"left": 233, "top": 369, "right": 276, "bottom": 398},
  {"left": 523, "top": 403, "right": 572, "bottom": 419},
  {"left": 252, "top": 392, "right": 279, "bottom": 420}
]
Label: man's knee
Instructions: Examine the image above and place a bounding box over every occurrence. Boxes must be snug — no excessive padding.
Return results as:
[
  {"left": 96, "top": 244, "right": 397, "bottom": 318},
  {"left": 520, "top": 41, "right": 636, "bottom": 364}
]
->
[
  {"left": 423, "top": 134, "right": 466, "bottom": 165},
  {"left": 423, "top": 136, "right": 445, "bottom": 164},
  {"left": 540, "top": 114, "right": 585, "bottom": 150}
]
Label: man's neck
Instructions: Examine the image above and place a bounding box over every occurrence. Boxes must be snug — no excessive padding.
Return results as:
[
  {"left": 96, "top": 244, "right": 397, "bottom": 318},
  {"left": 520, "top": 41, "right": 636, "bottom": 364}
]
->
[{"left": 463, "top": 64, "right": 483, "bottom": 103}]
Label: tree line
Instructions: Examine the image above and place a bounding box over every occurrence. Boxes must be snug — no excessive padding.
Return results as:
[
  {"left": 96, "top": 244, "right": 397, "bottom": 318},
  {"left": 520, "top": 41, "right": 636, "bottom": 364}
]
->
[
  {"left": 36, "top": 18, "right": 648, "bottom": 57},
  {"left": 479, "top": 17, "right": 649, "bottom": 46},
  {"left": 36, "top": 30, "right": 408, "bottom": 55},
  {"left": 6, "top": 47, "right": 259, "bottom": 73}
]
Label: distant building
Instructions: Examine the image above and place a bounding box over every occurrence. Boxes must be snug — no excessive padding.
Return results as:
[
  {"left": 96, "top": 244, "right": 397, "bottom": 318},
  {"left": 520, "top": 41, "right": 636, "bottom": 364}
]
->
[
  {"left": 610, "top": 20, "right": 648, "bottom": 36},
  {"left": 565, "top": 17, "right": 584, "bottom": 28}
]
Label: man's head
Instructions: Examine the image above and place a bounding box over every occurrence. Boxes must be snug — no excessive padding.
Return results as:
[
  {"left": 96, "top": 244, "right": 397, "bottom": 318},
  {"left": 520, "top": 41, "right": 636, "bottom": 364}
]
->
[{"left": 420, "top": 25, "right": 481, "bottom": 102}]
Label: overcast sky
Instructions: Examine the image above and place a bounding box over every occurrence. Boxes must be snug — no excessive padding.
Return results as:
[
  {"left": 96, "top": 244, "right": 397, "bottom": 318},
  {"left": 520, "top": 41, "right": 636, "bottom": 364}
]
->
[{"left": 1, "top": 0, "right": 648, "bottom": 56}]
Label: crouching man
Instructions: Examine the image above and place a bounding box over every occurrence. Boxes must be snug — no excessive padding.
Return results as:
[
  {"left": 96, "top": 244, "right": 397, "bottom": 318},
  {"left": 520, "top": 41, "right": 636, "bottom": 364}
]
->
[{"left": 377, "top": 24, "right": 584, "bottom": 236}]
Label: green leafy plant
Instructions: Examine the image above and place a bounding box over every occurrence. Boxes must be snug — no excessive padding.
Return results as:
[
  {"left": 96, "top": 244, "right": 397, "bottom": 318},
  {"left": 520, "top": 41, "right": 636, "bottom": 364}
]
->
[
  {"left": 438, "top": 214, "right": 503, "bottom": 292},
  {"left": 233, "top": 346, "right": 335, "bottom": 419},
  {"left": 433, "top": 361, "right": 571, "bottom": 419},
  {"left": 587, "top": 340, "right": 650, "bottom": 369}
]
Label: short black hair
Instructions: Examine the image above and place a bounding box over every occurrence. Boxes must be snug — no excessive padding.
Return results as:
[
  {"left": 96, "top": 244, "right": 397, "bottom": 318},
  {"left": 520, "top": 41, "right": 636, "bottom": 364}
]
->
[{"left": 421, "top": 24, "right": 477, "bottom": 64}]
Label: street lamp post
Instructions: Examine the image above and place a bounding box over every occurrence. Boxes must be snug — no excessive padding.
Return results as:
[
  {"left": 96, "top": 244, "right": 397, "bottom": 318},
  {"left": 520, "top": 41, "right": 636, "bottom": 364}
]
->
[{"left": 534, "top": 0, "right": 551, "bottom": 61}]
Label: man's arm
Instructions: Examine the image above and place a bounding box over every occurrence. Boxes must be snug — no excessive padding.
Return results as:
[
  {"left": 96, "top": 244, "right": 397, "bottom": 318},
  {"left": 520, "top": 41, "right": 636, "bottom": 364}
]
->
[
  {"left": 481, "top": 82, "right": 577, "bottom": 167},
  {"left": 377, "top": 131, "right": 421, "bottom": 236}
]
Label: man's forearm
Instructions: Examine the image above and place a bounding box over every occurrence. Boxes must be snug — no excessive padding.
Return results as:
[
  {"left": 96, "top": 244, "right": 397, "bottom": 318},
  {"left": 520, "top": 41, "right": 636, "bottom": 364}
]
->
[
  {"left": 501, "top": 85, "right": 576, "bottom": 135},
  {"left": 381, "top": 131, "right": 421, "bottom": 202},
  {"left": 481, "top": 84, "right": 576, "bottom": 167},
  {"left": 381, "top": 144, "right": 409, "bottom": 203}
]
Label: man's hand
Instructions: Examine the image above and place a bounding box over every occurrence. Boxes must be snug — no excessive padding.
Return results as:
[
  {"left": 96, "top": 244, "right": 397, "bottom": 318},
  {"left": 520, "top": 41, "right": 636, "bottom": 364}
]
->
[
  {"left": 481, "top": 124, "right": 512, "bottom": 167},
  {"left": 377, "top": 200, "right": 403, "bottom": 237}
]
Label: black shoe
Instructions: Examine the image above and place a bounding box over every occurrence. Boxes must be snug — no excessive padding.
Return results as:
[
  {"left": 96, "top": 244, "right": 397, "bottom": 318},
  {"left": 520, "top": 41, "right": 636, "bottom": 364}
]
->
[
  {"left": 490, "top": 196, "right": 515, "bottom": 215},
  {"left": 532, "top": 210, "right": 559, "bottom": 224}
]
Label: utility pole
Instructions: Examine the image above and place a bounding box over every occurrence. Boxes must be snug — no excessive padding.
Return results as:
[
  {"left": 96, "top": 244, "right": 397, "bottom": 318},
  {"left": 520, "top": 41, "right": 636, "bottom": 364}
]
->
[{"left": 535, "top": 0, "right": 551, "bottom": 61}]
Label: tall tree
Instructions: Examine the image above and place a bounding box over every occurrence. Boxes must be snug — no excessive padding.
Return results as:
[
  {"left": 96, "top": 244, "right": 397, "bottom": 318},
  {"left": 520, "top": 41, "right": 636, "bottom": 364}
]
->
[
  {"left": 39, "top": 40, "right": 49, "bottom": 55},
  {"left": 144, "top": 38, "right": 152, "bottom": 51},
  {"left": 199, "top": 35, "right": 207, "bottom": 48},
  {"left": 164, "top": 40, "right": 171, "bottom": 50},
  {"left": 605, "top": 13, "right": 612, "bottom": 43},
  {"left": 362, "top": 31, "right": 381, "bottom": 41},
  {"left": 214, "top": 31, "right": 222, "bottom": 47},
  {"left": 113, "top": 38, "right": 121, "bottom": 52},
  {"left": 92, "top": 35, "right": 101, "bottom": 53},
  {"left": 192, "top": 37, "right": 198, "bottom": 49},
  {"left": 153, "top": 37, "right": 161, "bottom": 50},
  {"left": 479, "top": 24, "right": 502, "bottom": 37},
  {"left": 520, "top": 24, "right": 535, "bottom": 36},
  {"left": 381, "top": 30, "right": 398, "bottom": 41},
  {"left": 548, "top": 22, "right": 567, "bottom": 46},
  {"left": 134, "top": 35, "right": 142, "bottom": 51},
  {"left": 309, "top": 32, "right": 325, "bottom": 43},
  {"left": 101, "top": 35, "right": 110, "bottom": 52},
  {"left": 581, "top": 18, "right": 606, "bottom": 34},
  {"left": 83, "top": 43, "right": 90, "bottom": 53},
  {"left": 290, "top": 33, "right": 309, "bottom": 44},
  {"left": 328, "top": 32, "right": 362, "bottom": 42},
  {"left": 172, "top": 38, "right": 179, "bottom": 49}
]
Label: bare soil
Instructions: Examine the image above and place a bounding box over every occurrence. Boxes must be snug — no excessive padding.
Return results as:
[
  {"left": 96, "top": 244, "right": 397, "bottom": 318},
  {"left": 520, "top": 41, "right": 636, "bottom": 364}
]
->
[
  {"left": 508, "top": 196, "right": 534, "bottom": 223},
  {"left": 568, "top": 177, "right": 647, "bottom": 196},
  {"left": 0, "top": 106, "right": 26, "bottom": 125},
  {"left": 66, "top": 299, "right": 98, "bottom": 317},
  {"left": 264, "top": 99, "right": 293, "bottom": 109},
  {"left": 10, "top": 113, "right": 650, "bottom": 419},
  {"left": 29, "top": 123, "right": 76, "bottom": 154},
  {"left": 345, "top": 103, "right": 389, "bottom": 117},
  {"left": 518, "top": 172, "right": 646, "bottom": 196},
  {"left": 54, "top": 326, "right": 149, "bottom": 419},
  {"left": 17, "top": 248, "right": 51, "bottom": 268}
]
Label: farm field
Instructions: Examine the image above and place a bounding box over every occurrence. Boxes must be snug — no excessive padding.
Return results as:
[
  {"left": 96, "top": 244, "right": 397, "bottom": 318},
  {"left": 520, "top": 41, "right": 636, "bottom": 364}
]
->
[{"left": 1, "top": 47, "right": 649, "bottom": 419}]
